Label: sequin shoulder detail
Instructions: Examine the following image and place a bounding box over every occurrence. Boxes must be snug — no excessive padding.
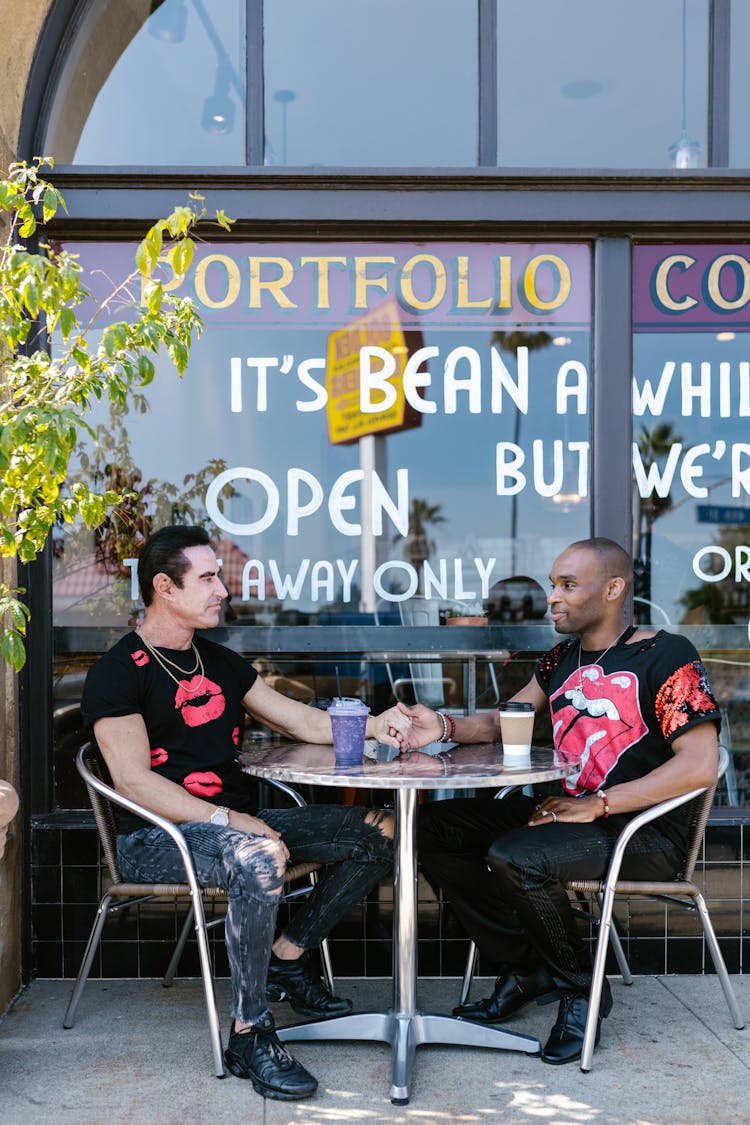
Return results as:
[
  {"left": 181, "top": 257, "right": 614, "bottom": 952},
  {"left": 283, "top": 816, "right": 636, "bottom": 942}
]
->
[{"left": 654, "top": 659, "right": 719, "bottom": 740}]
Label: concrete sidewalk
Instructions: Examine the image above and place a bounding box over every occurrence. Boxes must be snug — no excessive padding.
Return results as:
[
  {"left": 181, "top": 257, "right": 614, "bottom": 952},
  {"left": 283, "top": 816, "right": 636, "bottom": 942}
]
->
[{"left": 1, "top": 975, "right": 748, "bottom": 1125}]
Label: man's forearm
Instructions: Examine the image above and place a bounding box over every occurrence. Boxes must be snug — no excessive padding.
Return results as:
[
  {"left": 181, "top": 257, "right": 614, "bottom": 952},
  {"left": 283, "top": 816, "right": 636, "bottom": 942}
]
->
[
  {"left": 109, "top": 767, "right": 222, "bottom": 825},
  {"left": 451, "top": 710, "right": 499, "bottom": 744},
  {"left": 599, "top": 726, "right": 718, "bottom": 816}
]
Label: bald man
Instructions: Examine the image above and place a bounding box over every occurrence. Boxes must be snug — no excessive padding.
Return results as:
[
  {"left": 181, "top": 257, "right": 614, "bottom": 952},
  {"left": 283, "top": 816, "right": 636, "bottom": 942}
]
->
[{"left": 399, "top": 538, "right": 720, "bottom": 1065}]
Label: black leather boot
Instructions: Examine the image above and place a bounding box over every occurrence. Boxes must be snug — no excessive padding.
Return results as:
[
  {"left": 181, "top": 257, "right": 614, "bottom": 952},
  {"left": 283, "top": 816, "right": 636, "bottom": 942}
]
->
[
  {"left": 453, "top": 964, "right": 559, "bottom": 1023},
  {"left": 540, "top": 992, "right": 601, "bottom": 1065},
  {"left": 266, "top": 951, "right": 353, "bottom": 1019}
]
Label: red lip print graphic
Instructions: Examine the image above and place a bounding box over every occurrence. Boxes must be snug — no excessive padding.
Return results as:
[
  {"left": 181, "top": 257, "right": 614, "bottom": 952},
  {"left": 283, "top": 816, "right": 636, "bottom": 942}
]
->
[
  {"left": 174, "top": 675, "right": 226, "bottom": 727},
  {"left": 232, "top": 726, "right": 240, "bottom": 746},
  {"left": 150, "top": 747, "right": 168, "bottom": 767},
  {"left": 131, "top": 649, "right": 149, "bottom": 667},
  {"left": 183, "top": 771, "right": 223, "bottom": 797},
  {"left": 550, "top": 665, "right": 647, "bottom": 794}
]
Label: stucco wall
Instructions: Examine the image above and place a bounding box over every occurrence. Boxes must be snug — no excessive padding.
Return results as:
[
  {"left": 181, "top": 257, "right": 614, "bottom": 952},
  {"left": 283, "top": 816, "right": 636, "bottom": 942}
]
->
[{"left": 0, "top": 0, "right": 54, "bottom": 1017}]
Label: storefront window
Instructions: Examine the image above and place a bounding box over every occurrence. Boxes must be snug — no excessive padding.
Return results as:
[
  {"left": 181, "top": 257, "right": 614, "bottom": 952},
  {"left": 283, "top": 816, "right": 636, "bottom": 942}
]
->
[
  {"left": 51, "top": 240, "right": 591, "bottom": 801},
  {"left": 42, "top": 0, "right": 717, "bottom": 172},
  {"left": 498, "top": 0, "right": 709, "bottom": 169},
  {"left": 42, "top": 0, "right": 477, "bottom": 168},
  {"left": 633, "top": 244, "right": 750, "bottom": 803},
  {"left": 729, "top": 1, "right": 750, "bottom": 168},
  {"left": 42, "top": 0, "right": 247, "bottom": 166},
  {"left": 262, "top": 0, "right": 477, "bottom": 166}
]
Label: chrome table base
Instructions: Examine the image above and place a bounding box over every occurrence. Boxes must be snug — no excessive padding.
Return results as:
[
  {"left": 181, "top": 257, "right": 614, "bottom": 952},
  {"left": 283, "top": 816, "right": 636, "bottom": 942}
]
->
[{"left": 277, "top": 787, "right": 540, "bottom": 1104}]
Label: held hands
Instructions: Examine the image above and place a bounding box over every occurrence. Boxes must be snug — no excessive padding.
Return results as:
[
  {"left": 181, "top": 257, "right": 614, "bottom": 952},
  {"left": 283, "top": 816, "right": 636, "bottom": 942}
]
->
[
  {"left": 528, "top": 795, "right": 603, "bottom": 827},
  {"left": 370, "top": 704, "right": 415, "bottom": 747},
  {"left": 392, "top": 703, "right": 444, "bottom": 751}
]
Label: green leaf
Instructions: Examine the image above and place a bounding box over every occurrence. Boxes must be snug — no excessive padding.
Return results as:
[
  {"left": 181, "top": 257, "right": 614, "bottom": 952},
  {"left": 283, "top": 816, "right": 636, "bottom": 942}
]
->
[
  {"left": 146, "top": 280, "right": 163, "bottom": 315},
  {"left": 19, "top": 213, "right": 36, "bottom": 238},
  {"left": 135, "top": 239, "right": 153, "bottom": 276},
  {"left": 215, "top": 209, "right": 234, "bottom": 231},
  {"left": 136, "top": 354, "right": 155, "bottom": 385},
  {"left": 58, "top": 306, "right": 76, "bottom": 340},
  {"left": 169, "top": 239, "right": 194, "bottom": 278},
  {"left": 0, "top": 629, "right": 26, "bottom": 671},
  {"left": 16, "top": 538, "right": 38, "bottom": 563},
  {"left": 167, "top": 339, "right": 189, "bottom": 374},
  {"left": 42, "top": 185, "right": 59, "bottom": 222},
  {"left": 7, "top": 601, "right": 29, "bottom": 631},
  {"left": 138, "top": 225, "right": 164, "bottom": 275}
]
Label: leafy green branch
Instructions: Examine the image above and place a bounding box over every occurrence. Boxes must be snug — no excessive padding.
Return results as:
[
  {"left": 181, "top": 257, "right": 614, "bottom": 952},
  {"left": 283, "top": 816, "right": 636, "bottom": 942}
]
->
[{"left": 0, "top": 158, "right": 233, "bottom": 669}]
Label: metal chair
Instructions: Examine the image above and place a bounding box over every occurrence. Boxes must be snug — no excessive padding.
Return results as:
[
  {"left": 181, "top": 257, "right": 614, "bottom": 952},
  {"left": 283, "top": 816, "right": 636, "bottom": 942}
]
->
[
  {"left": 63, "top": 743, "right": 333, "bottom": 1077},
  {"left": 456, "top": 747, "right": 744, "bottom": 1071}
]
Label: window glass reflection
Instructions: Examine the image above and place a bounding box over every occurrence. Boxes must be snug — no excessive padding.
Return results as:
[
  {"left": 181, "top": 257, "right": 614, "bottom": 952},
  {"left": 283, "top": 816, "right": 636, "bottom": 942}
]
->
[
  {"left": 52, "top": 239, "right": 590, "bottom": 804},
  {"left": 633, "top": 244, "right": 750, "bottom": 804},
  {"left": 498, "top": 0, "right": 708, "bottom": 169},
  {"left": 730, "top": 1, "right": 750, "bottom": 167},
  {"left": 42, "top": 0, "right": 246, "bottom": 166},
  {"left": 53, "top": 240, "right": 590, "bottom": 635},
  {"left": 263, "top": 0, "right": 477, "bottom": 166}
]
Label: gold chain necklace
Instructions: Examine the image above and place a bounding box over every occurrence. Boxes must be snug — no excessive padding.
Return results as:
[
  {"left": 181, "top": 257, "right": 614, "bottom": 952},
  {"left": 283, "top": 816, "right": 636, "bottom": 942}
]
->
[
  {"left": 136, "top": 632, "right": 206, "bottom": 694},
  {"left": 576, "top": 627, "right": 629, "bottom": 693}
]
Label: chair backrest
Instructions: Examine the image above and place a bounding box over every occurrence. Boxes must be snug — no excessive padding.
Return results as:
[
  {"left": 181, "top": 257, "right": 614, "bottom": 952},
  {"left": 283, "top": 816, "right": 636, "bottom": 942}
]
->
[
  {"left": 77, "top": 743, "right": 123, "bottom": 887},
  {"left": 398, "top": 596, "right": 446, "bottom": 707},
  {"left": 679, "top": 744, "right": 727, "bottom": 881}
]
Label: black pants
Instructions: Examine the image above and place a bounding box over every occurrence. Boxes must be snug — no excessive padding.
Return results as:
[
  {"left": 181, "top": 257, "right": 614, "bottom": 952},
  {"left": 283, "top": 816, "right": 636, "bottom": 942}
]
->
[{"left": 418, "top": 793, "right": 684, "bottom": 998}]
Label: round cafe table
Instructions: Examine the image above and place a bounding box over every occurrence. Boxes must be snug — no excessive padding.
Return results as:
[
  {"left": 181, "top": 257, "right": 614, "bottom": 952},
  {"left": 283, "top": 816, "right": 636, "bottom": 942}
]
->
[{"left": 240, "top": 742, "right": 575, "bottom": 1105}]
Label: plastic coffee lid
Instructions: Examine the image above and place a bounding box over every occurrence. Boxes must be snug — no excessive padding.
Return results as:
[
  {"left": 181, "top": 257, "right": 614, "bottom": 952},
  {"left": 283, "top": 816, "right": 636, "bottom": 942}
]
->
[
  {"left": 329, "top": 697, "right": 370, "bottom": 712},
  {"left": 499, "top": 700, "right": 534, "bottom": 712}
]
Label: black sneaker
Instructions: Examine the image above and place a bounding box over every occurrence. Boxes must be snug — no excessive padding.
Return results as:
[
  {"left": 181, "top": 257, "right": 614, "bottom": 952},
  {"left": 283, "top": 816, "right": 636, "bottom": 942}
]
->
[
  {"left": 224, "top": 1012, "right": 318, "bottom": 1100},
  {"left": 266, "top": 952, "right": 353, "bottom": 1019}
]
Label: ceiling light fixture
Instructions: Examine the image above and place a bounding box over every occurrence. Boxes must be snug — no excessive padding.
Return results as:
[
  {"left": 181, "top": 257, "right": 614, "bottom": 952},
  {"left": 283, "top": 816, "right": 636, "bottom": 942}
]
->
[
  {"left": 148, "top": 0, "right": 187, "bottom": 44},
  {"left": 202, "top": 61, "right": 235, "bottom": 134},
  {"left": 668, "top": 0, "right": 704, "bottom": 168}
]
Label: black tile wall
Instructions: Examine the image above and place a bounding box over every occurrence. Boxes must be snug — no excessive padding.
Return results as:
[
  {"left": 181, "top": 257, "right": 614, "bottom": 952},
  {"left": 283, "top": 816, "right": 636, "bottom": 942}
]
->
[{"left": 30, "top": 812, "right": 750, "bottom": 980}]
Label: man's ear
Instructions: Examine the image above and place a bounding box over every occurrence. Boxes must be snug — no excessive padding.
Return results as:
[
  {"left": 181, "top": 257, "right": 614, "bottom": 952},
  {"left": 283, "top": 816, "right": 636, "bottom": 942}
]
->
[
  {"left": 152, "top": 572, "right": 172, "bottom": 598},
  {"left": 606, "top": 577, "right": 626, "bottom": 601}
]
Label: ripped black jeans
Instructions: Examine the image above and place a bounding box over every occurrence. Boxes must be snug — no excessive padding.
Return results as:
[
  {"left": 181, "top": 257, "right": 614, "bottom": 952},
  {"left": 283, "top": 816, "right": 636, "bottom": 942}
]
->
[
  {"left": 418, "top": 792, "right": 684, "bottom": 1002},
  {"left": 117, "top": 804, "right": 392, "bottom": 1024}
]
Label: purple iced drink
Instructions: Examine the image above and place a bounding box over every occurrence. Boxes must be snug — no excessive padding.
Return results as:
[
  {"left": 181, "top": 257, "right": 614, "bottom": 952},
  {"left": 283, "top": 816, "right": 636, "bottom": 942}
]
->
[{"left": 328, "top": 698, "right": 370, "bottom": 768}]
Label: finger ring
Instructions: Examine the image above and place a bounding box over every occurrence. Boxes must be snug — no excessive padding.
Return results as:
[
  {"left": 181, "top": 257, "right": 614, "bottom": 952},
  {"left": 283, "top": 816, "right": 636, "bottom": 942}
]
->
[
  {"left": 551, "top": 811, "right": 558, "bottom": 823},
  {"left": 541, "top": 809, "right": 549, "bottom": 816}
]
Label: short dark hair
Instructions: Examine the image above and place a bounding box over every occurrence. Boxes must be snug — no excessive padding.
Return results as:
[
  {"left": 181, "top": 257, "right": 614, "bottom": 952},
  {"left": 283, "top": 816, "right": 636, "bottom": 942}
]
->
[
  {"left": 138, "top": 525, "right": 211, "bottom": 606},
  {"left": 567, "top": 537, "right": 633, "bottom": 588}
]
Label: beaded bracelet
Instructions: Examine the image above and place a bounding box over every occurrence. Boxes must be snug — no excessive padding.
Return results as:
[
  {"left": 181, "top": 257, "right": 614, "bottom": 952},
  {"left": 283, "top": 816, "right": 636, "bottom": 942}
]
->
[
  {"left": 436, "top": 750, "right": 452, "bottom": 775},
  {"left": 437, "top": 712, "right": 456, "bottom": 742},
  {"left": 596, "top": 789, "right": 610, "bottom": 818}
]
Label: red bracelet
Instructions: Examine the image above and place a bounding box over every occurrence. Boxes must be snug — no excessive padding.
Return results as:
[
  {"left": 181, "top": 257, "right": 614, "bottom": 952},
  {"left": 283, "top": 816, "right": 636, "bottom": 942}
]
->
[{"left": 596, "top": 789, "right": 610, "bottom": 818}]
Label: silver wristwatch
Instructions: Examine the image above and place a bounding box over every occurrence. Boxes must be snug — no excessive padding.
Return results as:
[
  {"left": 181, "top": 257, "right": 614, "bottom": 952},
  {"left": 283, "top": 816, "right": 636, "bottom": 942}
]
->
[{"left": 209, "top": 805, "right": 230, "bottom": 826}]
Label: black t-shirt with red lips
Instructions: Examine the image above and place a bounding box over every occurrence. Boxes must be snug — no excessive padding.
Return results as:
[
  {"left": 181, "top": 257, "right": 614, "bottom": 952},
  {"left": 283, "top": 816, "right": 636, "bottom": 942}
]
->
[
  {"left": 534, "top": 628, "right": 721, "bottom": 853},
  {"left": 81, "top": 631, "right": 259, "bottom": 833}
]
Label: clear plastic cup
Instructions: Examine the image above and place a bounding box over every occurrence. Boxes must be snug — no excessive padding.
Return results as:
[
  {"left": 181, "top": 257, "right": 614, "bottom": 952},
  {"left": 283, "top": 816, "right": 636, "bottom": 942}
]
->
[{"left": 328, "top": 697, "right": 370, "bottom": 768}]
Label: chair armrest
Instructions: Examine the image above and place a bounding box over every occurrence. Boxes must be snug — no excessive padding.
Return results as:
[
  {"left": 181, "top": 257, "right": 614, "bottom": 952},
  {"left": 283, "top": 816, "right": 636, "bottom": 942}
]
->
[
  {"left": 599, "top": 785, "right": 707, "bottom": 893},
  {"left": 76, "top": 749, "right": 206, "bottom": 900}
]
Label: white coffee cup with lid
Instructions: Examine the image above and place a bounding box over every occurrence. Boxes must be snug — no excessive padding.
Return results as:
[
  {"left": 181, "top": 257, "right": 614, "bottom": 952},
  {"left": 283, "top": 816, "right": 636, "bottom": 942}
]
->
[{"left": 498, "top": 700, "right": 535, "bottom": 764}]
